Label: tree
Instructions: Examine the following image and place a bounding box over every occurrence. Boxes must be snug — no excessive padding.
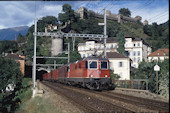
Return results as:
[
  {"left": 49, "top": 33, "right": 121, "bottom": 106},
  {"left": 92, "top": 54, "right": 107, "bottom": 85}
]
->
[
  {"left": 107, "top": 20, "right": 120, "bottom": 37},
  {"left": 159, "top": 59, "right": 169, "bottom": 99},
  {"left": 131, "top": 59, "right": 169, "bottom": 98},
  {"left": 58, "top": 4, "right": 77, "bottom": 24},
  {"left": 116, "top": 31, "right": 126, "bottom": 55},
  {"left": 143, "top": 20, "right": 169, "bottom": 51},
  {"left": 0, "top": 40, "right": 18, "bottom": 54},
  {"left": 0, "top": 57, "right": 22, "bottom": 112},
  {"left": 16, "top": 33, "right": 24, "bottom": 43},
  {"left": 119, "top": 8, "right": 131, "bottom": 17}
]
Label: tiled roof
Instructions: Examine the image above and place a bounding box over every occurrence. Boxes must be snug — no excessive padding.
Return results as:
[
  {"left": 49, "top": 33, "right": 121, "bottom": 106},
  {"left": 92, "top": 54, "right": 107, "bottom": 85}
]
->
[
  {"left": 106, "top": 52, "right": 129, "bottom": 58},
  {"left": 148, "top": 49, "right": 169, "bottom": 57},
  {"left": 4, "top": 54, "right": 25, "bottom": 60}
]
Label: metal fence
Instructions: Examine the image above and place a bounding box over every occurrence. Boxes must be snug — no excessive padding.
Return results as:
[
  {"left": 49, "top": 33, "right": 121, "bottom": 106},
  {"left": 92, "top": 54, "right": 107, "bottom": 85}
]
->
[{"left": 115, "top": 79, "right": 148, "bottom": 90}]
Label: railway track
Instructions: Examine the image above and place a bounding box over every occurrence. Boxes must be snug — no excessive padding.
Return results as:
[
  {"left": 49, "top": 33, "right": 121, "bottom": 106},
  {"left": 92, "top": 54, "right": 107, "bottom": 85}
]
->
[
  {"left": 42, "top": 81, "right": 134, "bottom": 112},
  {"left": 100, "top": 91, "right": 169, "bottom": 112}
]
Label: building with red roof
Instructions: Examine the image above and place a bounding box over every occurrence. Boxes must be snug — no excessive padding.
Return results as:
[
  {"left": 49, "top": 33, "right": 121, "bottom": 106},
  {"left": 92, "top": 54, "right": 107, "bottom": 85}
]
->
[{"left": 148, "top": 49, "right": 169, "bottom": 62}]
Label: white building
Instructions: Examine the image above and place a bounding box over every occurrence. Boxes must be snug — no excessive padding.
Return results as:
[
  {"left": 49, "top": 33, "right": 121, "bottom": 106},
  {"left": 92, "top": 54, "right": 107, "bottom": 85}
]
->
[
  {"left": 78, "top": 38, "right": 118, "bottom": 58},
  {"left": 148, "top": 49, "right": 169, "bottom": 62},
  {"left": 124, "top": 36, "right": 152, "bottom": 68},
  {"left": 78, "top": 36, "right": 152, "bottom": 68},
  {"left": 107, "top": 52, "right": 130, "bottom": 80}
]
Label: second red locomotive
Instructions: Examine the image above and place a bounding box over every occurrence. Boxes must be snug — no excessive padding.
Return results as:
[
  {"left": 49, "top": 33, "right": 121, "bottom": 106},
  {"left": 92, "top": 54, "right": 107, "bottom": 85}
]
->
[{"left": 43, "top": 57, "right": 113, "bottom": 90}]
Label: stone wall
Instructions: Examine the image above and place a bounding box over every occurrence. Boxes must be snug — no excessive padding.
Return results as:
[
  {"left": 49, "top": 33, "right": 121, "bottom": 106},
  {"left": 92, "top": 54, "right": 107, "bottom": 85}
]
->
[{"left": 77, "top": 7, "right": 147, "bottom": 25}]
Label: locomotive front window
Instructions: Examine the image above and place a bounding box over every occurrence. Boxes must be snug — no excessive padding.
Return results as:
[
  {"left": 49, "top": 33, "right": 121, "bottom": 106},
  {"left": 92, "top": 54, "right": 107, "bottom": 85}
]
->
[
  {"left": 89, "top": 61, "right": 97, "bottom": 69},
  {"left": 101, "top": 61, "right": 108, "bottom": 69}
]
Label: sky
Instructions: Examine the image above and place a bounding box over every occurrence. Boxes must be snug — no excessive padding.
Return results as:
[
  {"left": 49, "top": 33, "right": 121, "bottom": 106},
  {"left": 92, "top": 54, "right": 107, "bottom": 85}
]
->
[{"left": 0, "top": 0, "right": 169, "bottom": 29}]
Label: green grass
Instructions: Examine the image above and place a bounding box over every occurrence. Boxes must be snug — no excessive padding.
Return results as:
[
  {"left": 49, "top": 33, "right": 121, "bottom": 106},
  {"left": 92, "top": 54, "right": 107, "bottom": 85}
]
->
[{"left": 16, "top": 96, "right": 60, "bottom": 113}]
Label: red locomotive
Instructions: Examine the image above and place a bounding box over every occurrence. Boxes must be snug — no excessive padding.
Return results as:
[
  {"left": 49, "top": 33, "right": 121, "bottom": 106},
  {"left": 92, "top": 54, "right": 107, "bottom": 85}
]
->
[{"left": 43, "top": 57, "right": 114, "bottom": 90}]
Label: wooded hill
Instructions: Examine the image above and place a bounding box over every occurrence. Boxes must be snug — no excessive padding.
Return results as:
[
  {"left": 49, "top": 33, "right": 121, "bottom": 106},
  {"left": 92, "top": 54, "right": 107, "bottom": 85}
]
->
[{"left": 0, "top": 4, "right": 169, "bottom": 64}]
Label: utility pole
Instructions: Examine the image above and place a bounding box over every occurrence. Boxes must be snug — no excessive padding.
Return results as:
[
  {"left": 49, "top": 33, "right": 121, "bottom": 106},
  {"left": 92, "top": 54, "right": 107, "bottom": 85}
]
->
[
  {"left": 104, "top": 8, "right": 107, "bottom": 58},
  {"left": 72, "top": 37, "right": 75, "bottom": 51},
  {"left": 54, "top": 60, "right": 56, "bottom": 70},
  {"left": 156, "top": 71, "right": 158, "bottom": 95},
  {"left": 68, "top": 43, "right": 70, "bottom": 63},
  {"left": 33, "top": 18, "right": 37, "bottom": 89}
]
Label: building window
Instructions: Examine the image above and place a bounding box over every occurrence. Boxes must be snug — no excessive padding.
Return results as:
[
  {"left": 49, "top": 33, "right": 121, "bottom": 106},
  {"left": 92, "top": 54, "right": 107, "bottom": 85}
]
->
[
  {"left": 133, "top": 51, "right": 136, "bottom": 56},
  {"left": 138, "top": 57, "right": 140, "bottom": 62},
  {"left": 133, "top": 57, "right": 136, "bottom": 62},
  {"left": 138, "top": 51, "right": 140, "bottom": 56},
  {"left": 157, "top": 53, "right": 160, "bottom": 55},
  {"left": 138, "top": 43, "right": 140, "bottom": 47},
  {"left": 125, "top": 51, "right": 130, "bottom": 56},
  {"left": 134, "top": 44, "right": 136, "bottom": 47},
  {"left": 118, "top": 62, "right": 123, "bottom": 67}
]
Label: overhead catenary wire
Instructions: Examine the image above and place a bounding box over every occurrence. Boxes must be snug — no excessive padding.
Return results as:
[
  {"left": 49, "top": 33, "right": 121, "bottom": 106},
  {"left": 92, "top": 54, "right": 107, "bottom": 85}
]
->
[
  {"left": 147, "top": 11, "right": 169, "bottom": 22},
  {"left": 132, "top": 0, "right": 154, "bottom": 15},
  {"left": 148, "top": 13, "right": 169, "bottom": 24}
]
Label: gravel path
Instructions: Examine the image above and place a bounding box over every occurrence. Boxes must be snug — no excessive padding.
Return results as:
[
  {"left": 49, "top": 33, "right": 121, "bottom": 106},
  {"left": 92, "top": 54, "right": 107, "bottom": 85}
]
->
[{"left": 39, "top": 82, "right": 83, "bottom": 113}]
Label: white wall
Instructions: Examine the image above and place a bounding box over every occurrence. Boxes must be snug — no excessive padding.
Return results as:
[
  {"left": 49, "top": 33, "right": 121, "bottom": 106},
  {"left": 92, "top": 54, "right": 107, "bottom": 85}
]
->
[
  {"left": 148, "top": 56, "right": 169, "bottom": 62},
  {"left": 78, "top": 41, "right": 117, "bottom": 58},
  {"left": 109, "top": 58, "right": 130, "bottom": 80}
]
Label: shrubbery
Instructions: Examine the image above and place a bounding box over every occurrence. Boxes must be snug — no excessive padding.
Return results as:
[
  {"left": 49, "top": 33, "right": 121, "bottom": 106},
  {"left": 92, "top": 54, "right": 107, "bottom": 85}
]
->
[
  {"left": 0, "top": 57, "right": 32, "bottom": 112},
  {"left": 131, "top": 59, "right": 169, "bottom": 99}
]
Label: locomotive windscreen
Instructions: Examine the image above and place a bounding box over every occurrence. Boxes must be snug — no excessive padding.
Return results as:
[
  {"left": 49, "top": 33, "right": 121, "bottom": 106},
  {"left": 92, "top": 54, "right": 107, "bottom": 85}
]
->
[
  {"left": 89, "top": 61, "right": 97, "bottom": 69},
  {"left": 101, "top": 61, "right": 108, "bottom": 69}
]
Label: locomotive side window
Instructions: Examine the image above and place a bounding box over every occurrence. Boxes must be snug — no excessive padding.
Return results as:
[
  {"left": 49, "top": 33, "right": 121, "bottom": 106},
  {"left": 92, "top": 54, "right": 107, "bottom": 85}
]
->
[
  {"left": 89, "top": 61, "right": 97, "bottom": 69},
  {"left": 101, "top": 61, "right": 108, "bottom": 69},
  {"left": 67, "top": 66, "right": 70, "bottom": 72},
  {"left": 79, "top": 63, "right": 81, "bottom": 69},
  {"left": 86, "top": 61, "right": 88, "bottom": 69}
]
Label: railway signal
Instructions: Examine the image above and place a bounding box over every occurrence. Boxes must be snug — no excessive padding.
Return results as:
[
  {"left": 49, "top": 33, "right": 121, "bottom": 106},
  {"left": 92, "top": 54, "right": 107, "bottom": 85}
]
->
[{"left": 154, "top": 64, "right": 160, "bottom": 95}]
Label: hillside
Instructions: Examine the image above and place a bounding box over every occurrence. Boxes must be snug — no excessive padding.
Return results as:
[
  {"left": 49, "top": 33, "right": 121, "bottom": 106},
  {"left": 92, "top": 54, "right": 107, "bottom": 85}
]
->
[
  {"left": 0, "top": 4, "right": 169, "bottom": 64},
  {"left": 0, "top": 26, "right": 29, "bottom": 41}
]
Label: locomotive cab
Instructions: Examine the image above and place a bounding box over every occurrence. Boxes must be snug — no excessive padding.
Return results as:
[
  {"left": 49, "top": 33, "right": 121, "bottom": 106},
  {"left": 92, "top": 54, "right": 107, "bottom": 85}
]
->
[{"left": 85, "top": 58, "right": 111, "bottom": 90}]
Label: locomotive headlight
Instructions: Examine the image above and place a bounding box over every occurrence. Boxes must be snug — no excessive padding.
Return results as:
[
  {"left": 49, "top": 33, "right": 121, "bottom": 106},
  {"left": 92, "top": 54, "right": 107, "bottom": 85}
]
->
[
  {"left": 90, "top": 75, "right": 93, "bottom": 77},
  {"left": 105, "top": 75, "right": 108, "bottom": 77}
]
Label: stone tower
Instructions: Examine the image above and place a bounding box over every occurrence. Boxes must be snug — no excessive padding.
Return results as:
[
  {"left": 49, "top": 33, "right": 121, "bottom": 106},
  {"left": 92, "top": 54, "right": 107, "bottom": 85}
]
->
[
  {"left": 77, "top": 7, "right": 88, "bottom": 19},
  {"left": 51, "top": 37, "right": 63, "bottom": 56},
  {"left": 143, "top": 20, "right": 148, "bottom": 25}
]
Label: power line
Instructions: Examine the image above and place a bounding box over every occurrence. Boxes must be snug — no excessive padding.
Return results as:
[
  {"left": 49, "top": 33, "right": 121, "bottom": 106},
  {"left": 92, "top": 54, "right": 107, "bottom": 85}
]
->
[
  {"left": 132, "top": 0, "right": 154, "bottom": 15},
  {"left": 106, "top": 1, "right": 119, "bottom": 12},
  {"left": 148, "top": 13, "right": 169, "bottom": 23},
  {"left": 148, "top": 11, "right": 169, "bottom": 21}
]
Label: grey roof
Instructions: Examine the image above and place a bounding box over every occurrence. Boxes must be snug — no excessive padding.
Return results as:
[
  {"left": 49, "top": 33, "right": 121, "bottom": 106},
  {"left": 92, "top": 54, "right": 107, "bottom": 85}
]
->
[{"left": 107, "top": 52, "right": 129, "bottom": 58}]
